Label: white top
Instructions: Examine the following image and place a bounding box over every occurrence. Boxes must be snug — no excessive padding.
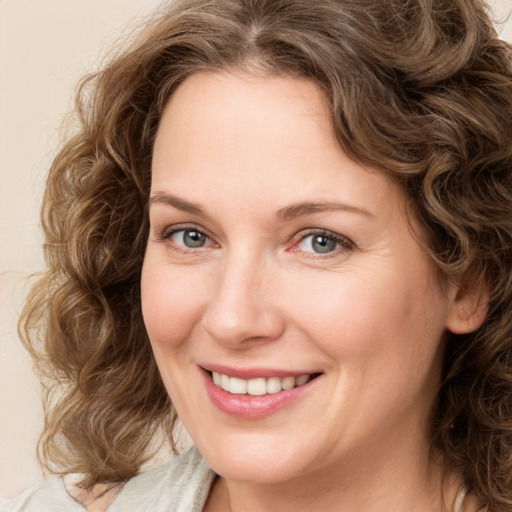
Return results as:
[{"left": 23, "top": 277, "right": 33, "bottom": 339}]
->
[
  {"left": 1, "top": 447, "right": 468, "bottom": 511},
  {"left": 1, "top": 446, "right": 215, "bottom": 512}
]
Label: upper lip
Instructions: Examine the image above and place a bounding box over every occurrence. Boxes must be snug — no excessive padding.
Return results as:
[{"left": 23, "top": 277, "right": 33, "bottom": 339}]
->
[{"left": 199, "top": 363, "right": 321, "bottom": 380}]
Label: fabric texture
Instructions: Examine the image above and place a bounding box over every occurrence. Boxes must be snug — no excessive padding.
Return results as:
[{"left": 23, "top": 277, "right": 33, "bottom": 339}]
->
[
  {"left": 0, "top": 446, "right": 215, "bottom": 512},
  {"left": 1, "top": 446, "right": 468, "bottom": 511}
]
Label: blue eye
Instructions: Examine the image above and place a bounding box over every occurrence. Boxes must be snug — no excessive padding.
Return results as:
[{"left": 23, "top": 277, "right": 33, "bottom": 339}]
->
[
  {"left": 297, "top": 232, "right": 351, "bottom": 254},
  {"left": 171, "top": 229, "right": 208, "bottom": 248}
]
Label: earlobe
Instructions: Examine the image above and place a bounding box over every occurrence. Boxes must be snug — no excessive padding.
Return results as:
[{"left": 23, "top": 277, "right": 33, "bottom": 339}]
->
[{"left": 446, "top": 279, "right": 489, "bottom": 335}]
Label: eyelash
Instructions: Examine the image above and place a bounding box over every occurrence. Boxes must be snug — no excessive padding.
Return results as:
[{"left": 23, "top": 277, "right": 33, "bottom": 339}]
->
[
  {"left": 293, "top": 229, "right": 355, "bottom": 256},
  {"left": 155, "top": 224, "right": 355, "bottom": 257},
  {"left": 156, "top": 223, "right": 216, "bottom": 249}
]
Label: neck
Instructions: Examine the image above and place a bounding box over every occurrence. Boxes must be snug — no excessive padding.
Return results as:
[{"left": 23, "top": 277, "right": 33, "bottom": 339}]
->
[{"left": 207, "top": 432, "right": 464, "bottom": 512}]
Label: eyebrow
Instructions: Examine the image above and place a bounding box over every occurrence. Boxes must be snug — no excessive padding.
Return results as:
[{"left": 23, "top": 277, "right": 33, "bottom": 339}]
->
[
  {"left": 148, "top": 192, "right": 206, "bottom": 216},
  {"left": 148, "top": 192, "right": 375, "bottom": 221},
  {"left": 276, "top": 201, "right": 375, "bottom": 221}
]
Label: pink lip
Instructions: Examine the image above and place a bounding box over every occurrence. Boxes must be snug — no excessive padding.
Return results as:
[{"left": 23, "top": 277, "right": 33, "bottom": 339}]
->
[
  {"left": 200, "top": 367, "right": 321, "bottom": 419},
  {"left": 200, "top": 363, "right": 316, "bottom": 380}
]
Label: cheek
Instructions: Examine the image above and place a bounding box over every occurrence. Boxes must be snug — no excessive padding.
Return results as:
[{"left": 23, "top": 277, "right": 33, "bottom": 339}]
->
[
  {"left": 140, "top": 262, "right": 208, "bottom": 351},
  {"left": 288, "top": 263, "right": 446, "bottom": 366}
]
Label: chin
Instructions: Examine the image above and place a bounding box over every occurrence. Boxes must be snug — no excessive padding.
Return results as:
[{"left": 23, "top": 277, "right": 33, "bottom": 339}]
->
[
  {"left": 193, "top": 431, "right": 318, "bottom": 484},
  {"left": 209, "top": 455, "right": 304, "bottom": 484}
]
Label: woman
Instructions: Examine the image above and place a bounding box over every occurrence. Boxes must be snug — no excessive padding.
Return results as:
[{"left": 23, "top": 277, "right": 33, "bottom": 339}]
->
[{"left": 2, "top": 0, "right": 512, "bottom": 510}]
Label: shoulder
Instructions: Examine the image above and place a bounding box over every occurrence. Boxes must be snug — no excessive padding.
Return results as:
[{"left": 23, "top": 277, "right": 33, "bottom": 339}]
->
[
  {"left": 1, "top": 447, "right": 216, "bottom": 512},
  {"left": 110, "top": 446, "right": 216, "bottom": 512},
  {"left": 1, "top": 478, "right": 85, "bottom": 512}
]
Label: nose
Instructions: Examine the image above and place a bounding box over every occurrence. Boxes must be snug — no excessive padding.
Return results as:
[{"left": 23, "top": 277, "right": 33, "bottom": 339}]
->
[{"left": 200, "top": 253, "right": 285, "bottom": 348}]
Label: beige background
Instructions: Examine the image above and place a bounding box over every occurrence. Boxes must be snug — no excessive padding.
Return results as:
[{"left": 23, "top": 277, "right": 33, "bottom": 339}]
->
[{"left": 1, "top": 0, "right": 511, "bottom": 499}]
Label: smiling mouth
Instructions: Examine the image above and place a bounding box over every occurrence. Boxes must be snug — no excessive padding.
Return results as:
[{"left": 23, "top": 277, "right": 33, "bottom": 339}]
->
[{"left": 209, "top": 371, "right": 321, "bottom": 396}]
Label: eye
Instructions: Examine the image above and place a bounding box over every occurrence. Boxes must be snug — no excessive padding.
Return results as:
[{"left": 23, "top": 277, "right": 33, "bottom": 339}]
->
[
  {"left": 296, "top": 231, "right": 353, "bottom": 255},
  {"left": 168, "top": 228, "right": 211, "bottom": 248}
]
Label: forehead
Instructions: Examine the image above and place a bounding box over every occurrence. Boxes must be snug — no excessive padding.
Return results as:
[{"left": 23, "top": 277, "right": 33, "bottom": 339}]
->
[
  {"left": 153, "top": 70, "right": 334, "bottom": 171},
  {"left": 151, "top": 71, "right": 402, "bottom": 223}
]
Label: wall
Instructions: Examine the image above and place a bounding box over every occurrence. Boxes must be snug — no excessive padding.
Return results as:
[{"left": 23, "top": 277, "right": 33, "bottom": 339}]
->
[
  {"left": 0, "top": 0, "right": 164, "bottom": 497},
  {"left": 1, "top": 0, "right": 511, "bottom": 498}
]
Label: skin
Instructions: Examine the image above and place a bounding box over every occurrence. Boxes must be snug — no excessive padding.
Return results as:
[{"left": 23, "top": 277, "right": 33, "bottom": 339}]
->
[{"left": 141, "top": 71, "right": 485, "bottom": 512}]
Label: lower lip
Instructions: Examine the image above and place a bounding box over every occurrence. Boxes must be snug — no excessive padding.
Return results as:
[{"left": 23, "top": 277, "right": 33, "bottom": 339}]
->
[{"left": 201, "top": 369, "right": 319, "bottom": 419}]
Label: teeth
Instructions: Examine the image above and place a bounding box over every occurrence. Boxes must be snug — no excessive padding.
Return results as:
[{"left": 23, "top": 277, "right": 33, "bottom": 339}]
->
[
  {"left": 296, "top": 374, "right": 310, "bottom": 386},
  {"left": 220, "top": 373, "right": 230, "bottom": 392},
  {"left": 281, "top": 376, "right": 295, "bottom": 390},
  {"left": 247, "top": 378, "right": 267, "bottom": 396},
  {"left": 266, "top": 377, "right": 282, "bottom": 394},
  {"left": 211, "top": 372, "right": 312, "bottom": 395},
  {"left": 229, "top": 377, "right": 247, "bottom": 395}
]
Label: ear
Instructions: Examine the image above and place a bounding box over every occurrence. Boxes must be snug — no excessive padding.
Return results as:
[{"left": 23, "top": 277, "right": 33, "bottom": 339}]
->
[{"left": 445, "top": 277, "right": 489, "bottom": 335}]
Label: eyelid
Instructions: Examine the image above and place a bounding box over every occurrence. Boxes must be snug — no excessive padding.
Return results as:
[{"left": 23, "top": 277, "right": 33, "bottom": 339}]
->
[
  {"left": 290, "top": 228, "right": 355, "bottom": 254},
  {"left": 156, "top": 223, "right": 218, "bottom": 247},
  {"left": 153, "top": 222, "right": 354, "bottom": 256}
]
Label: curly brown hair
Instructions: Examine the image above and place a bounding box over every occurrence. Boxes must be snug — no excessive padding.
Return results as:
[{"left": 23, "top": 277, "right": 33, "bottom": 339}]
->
[{"left": 20, "top": 0, "right": 512, "bottom": 509}]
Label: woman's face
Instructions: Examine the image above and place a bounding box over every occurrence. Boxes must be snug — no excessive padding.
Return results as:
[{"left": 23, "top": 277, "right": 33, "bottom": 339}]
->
[{"left": 141, "top": 71, "right": 460, "bottom": 484}]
